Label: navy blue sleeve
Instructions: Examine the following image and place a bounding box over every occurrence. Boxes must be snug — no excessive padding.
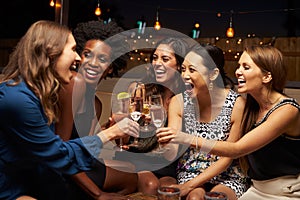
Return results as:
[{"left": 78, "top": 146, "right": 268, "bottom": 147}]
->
[{"left": 0, "top": 82, "right": 103, "bottom": 175}]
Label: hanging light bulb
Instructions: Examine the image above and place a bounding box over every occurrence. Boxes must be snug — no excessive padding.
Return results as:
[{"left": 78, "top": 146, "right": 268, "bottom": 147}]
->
[
  {"left": 226, "top": 27, "right": 234, "bottom": 38},
  {"left": 154, "top": 6, "right": 161, "bottom": 30},
  {"left": 49, "top": 0, "right": 55, "bottom": 7},
  {"left": 95, "top": 0, "right": 101, "bottom": 16},
  {"left": 192, "top": 22, "right": 200, "bottom": 39},
  {"left": 154, "top": 21, "right": 161, "bottom": 30},
  {"left": 226, "top": 10, "right": 234, "bottom": 38}
]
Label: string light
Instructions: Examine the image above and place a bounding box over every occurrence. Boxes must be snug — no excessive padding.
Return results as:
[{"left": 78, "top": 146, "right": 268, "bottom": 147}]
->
[
  {"left": 226, "top": 10, "right": 234, "bottom": 38},
  {"left": 95, "top": 0, "right": 101, "bottom": 16},
  {"left": 154, "top": 6, "right": 161, "bottom": 30},
  {"left": 192, "top": 22, "right": 200, "bottom": 38},
  {"left": 49, "top": 0, "right": 55, "bottom": 7},
  {"left": 154, "top": 21, "right": 161, "bottom": 30}
]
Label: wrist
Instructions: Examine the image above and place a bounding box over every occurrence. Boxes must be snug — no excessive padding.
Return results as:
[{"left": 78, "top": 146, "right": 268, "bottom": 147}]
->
[
  {"left": 200, "top": 138, "right": 217, "bottom": 153},
  {"left": 97, "top": 130, "right": 112, "bottom": 144},
  {"left": 181, "top": 132, "right": 194, "bottom": 146}
]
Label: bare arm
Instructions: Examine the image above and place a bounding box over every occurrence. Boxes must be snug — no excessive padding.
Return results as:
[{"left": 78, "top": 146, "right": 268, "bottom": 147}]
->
[
  {"left": 158, "top": 103, "right": 300, "bottom": 159},
  {"left": 56, "top": 72, "right": 86, "bottom": 141},
  {"left": 55, "top": 73, "right": 105, "bottom": 199},
  {"left": 177, "top": 96, "right": 245, "bottom": 195},
  {"left": 203, "top": 104, "right": 300, "bottom": 158},
  {"left": 88, "top": 97, "right": 102, "bottom": 136},
  {"left": 163, "top": 94, "right": 184, "bottom": 161}
]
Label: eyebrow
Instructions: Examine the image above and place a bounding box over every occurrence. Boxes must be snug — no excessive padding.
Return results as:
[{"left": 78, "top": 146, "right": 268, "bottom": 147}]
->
[
  {"left": 182, "top": 63, "right": 195, "bottom": 68},
  {"left": 161, "top": 55, "right": 172, "bottom": 59}
]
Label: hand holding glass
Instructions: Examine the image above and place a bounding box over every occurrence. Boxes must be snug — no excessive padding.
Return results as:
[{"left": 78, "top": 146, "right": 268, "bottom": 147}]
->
[
  {"left": 129, "top": 96, "right": 143, "bottom": 146},
  {"left": 112, "top": 93, "right": 130, "bottom": 151},
  {"left": 150, "top": 95, "right": 166, "bottom": 153},
  {"left": 141, "top": 96, "right": 151, "bottom": 132}
]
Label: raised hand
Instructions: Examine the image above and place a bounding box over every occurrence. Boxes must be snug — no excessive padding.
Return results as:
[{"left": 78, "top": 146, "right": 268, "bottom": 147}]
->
[
  {"left": 116, "top": 117, "right": 140, "bottom": 137},
  {"left": 98, "top": 118, "right": 139, "bottom": 144},
  {"left": 168, "top": 183, "right": 193, "bottom": 197},
  {"left": 156, "top": 127, "right": 193, "bottom": 146}
]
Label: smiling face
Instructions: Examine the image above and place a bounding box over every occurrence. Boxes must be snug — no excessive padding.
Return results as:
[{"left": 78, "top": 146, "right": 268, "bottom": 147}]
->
[
  {"left": 182, "top": 51, "right": 212, "bottom": 98},
  {"left": 151, "top": 44, "right": 179, "bottom": 85},
  {"left": 235, "top": 51, "right": 266, "bottom": 94},
  {"left": 55, "top": 34, "right": 81, "bottom": 84},
  {"left": 79, "top": 39, "right": 112, "bottom": 86}
]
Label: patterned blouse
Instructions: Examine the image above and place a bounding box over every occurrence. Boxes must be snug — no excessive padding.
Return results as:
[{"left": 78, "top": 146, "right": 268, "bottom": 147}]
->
[{"left": 177, "top": 89, "right": 248, "bottom": 197}]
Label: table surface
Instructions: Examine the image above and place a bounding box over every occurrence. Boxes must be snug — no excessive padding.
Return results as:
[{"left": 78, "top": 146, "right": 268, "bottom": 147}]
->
[{"left": 127, "top": 192, "right": 157, "bottom": 200}]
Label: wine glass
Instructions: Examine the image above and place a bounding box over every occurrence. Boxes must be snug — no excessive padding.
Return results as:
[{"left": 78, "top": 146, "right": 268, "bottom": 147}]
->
[
  {"left": 141, "top": 95, "right": 152, "bottom": 132},
  {"left": 112, "top": 92, "right": 130, "bottom": 151},
  {"left": 129, "top": 96, "right": 143, "bottom": 147},
  {"left": 150, "top": 94, "right": 166, "bottom": 153}
]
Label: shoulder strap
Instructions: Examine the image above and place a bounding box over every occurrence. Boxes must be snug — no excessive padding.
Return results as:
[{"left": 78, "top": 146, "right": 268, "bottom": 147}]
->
[{"left": 260, "top": 98, "right": 300, "bottom": 124}]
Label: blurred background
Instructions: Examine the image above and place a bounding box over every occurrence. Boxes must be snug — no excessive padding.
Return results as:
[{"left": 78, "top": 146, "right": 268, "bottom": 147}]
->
[{"left": 1, "top": 0, "right": 300, "bottom": 83}]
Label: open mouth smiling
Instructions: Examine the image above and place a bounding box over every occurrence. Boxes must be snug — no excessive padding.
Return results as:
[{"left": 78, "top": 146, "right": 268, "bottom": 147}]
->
[
  {"left": 237, "top": 79, "right": 246, "bottom": 86},
  {"left": 155, "top": 69, "right": 166, "bottom": 75},
  {"left": 185, "top": 82, "right": 194, "bottom": 95},
  {"left": 84, "top": 68, "right": 102, "bottom": 79}
]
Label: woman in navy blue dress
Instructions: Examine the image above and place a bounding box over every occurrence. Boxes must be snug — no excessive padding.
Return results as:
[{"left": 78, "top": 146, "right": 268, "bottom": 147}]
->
[{"left": 0, "top": 20, "right": 139, "bottom": 200}]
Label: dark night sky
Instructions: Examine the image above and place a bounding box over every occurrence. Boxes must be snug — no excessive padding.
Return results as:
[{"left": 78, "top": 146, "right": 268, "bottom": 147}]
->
[{"left": 1, "top": 0, "right": 300, "bottom": 38}]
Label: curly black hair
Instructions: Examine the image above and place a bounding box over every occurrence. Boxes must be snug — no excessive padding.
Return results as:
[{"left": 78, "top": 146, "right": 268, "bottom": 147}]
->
[{"left": 73, "top": 20, "right": 129, "bottom": 77}]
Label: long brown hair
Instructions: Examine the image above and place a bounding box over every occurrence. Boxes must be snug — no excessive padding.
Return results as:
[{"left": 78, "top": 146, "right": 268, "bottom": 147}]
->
[
  {"left": 239, "top": 45, "right": 286, "bottom": 173},
  {"left": 1, "top": 20, "right": 71, "bottom": 124}
]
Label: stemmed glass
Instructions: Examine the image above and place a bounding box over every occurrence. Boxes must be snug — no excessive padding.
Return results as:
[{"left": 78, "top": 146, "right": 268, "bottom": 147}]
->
[
  {"left": 129, "top": 84, "right": 144, "bottom": 147},
  {"left": 141, "top": 95, "right": 151, "bottom": 132},
  {"left": 150, "top": 94, "right": 166, "bottom": 153},
  {"left": 112, "top": 92, "right": 130, "bottom": 151}
]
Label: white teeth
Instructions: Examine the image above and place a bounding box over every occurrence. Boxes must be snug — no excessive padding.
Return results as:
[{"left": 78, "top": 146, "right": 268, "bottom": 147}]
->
[
  {"left": 86, "top": 69, "right": 98, "bottom": 75},
  {"left": 155, "top": 69, "right": 165, "bottom": 74},
  {"left": 238, "top": 79, "right": 245, "bottom": 83}
]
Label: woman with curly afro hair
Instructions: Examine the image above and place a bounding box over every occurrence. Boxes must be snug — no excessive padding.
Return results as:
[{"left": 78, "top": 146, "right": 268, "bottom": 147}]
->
[{"left": 55, "top": 19, "right": 138, "bottom": 200}]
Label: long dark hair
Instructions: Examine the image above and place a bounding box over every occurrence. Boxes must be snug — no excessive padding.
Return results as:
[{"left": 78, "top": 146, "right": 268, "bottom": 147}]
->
[
  {"left": 130, "top": 37, "right": 189, "bottom": 153},
  {"left": 188, "top": 43, "right": 234, "bottom": 89},
  {"left": 201, "top": 44, "right": 235, "bottom": 89},
  {"left": 145, "top": 37, "right": 188, "bottom": 100}
]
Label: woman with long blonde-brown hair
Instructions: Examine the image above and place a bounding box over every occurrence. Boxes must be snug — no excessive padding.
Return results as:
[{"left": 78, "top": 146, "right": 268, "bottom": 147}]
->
[{"left": 0, "top": 20, "right": 139, "bottom": 200}]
